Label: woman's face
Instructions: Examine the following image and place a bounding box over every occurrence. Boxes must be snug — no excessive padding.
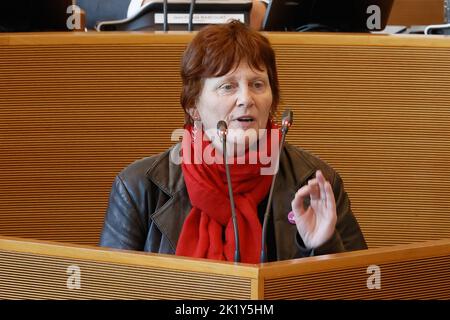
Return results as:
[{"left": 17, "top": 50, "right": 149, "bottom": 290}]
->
[{"left": 194, "top": 61, "right": 273, "bottom": 155}]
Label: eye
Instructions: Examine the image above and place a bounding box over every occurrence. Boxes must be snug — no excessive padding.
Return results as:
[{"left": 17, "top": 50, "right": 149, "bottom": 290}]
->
[
  {"left": 218, "top": 82, "right": 237, "bottom": 94},
  {"left": 252, "top": 80, "right": 266, "bottom": 90}
]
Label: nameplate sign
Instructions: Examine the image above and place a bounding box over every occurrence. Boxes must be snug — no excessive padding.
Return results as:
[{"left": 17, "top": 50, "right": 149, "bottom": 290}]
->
[{"left": 154, "top": 13, "right": 245, "bottom": 24}]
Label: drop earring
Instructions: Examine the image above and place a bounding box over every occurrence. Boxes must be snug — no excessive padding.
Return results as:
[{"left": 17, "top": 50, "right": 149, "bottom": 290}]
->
[
  {"left": 192, "top": 116, "right": 202, "bottom": 144},
  {"left": 269, "top": 110, "right": 278, "bottom": 126}
]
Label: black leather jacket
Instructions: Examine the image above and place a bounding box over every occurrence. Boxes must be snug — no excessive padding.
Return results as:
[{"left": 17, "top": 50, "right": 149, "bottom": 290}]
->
[{"left": 100, "top": 143, "right": 367, "bottom": 260}]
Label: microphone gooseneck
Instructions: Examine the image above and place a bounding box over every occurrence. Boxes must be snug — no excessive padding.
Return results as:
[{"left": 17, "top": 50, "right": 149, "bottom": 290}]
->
[
  {"left": 260, "top": 109, "right": 293, "bottom": 263},
  {"left": 163, "top": 0, "right": 169, "bottom": 32},
  {"left": 217, "top": 120, "right": 240, "bottom": 263},
  {"left": 188, "top": 0, "right": 196, "bottom": 31}
]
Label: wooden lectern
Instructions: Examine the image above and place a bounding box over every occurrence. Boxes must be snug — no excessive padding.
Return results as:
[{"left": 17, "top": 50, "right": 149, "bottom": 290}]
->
[{"left": 1, "top": 236, "right": 448, "bottom": 299}]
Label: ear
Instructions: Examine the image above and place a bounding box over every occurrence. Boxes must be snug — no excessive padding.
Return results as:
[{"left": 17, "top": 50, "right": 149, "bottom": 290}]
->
[{"left": 188, "top": 108, "right": 200, "bottom": 121}]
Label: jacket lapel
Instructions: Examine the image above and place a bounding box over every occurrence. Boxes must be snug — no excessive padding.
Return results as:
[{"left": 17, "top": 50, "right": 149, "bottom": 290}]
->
[{"left": 146, "top": 144, "right": 192, "bottom": 252}]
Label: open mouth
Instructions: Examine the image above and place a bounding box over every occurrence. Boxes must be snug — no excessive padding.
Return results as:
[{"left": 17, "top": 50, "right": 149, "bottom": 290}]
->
[{"left": 236, "top": 116, "right": 255, "bottom": 122}]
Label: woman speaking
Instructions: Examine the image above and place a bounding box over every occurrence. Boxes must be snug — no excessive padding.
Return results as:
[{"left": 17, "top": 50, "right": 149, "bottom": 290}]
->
[{"left": 100, "top": 21, "right": 367, "bottom": 263}]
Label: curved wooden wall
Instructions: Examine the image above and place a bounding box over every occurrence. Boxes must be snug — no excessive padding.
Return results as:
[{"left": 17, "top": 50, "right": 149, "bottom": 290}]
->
[{"left": 0, "top": 32, "right": 450, "bottom": 249}]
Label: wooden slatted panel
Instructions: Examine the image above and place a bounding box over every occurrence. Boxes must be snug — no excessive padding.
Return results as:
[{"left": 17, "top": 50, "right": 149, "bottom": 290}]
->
[
  {"left": 0, "top": 33, "right": 450, "bottom": 249},
  {"left": 0, "top": 249, "right": 251, "bottom": 299},
  {"left": 264, "top": 255, "right": 450, "bottom": 299},
  {"left": 0, "top": 43, "right": 186, "bottom": 244},
  {"left": 388, "top": 0, "right": 445, "bottom": 26},
  {"left": 276, "top": 45, "right": 450, "bottom": 248}
]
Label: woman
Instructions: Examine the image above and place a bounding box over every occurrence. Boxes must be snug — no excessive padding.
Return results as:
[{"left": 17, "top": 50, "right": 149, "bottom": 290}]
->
[{"left": 100, "top": 21, "right": 367, "bottom": 263}]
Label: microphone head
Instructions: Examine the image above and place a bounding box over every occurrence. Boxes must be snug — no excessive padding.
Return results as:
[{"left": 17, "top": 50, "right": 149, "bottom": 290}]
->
[
  {"left": 217, "top": 120, "right": 228, "bottom": 140},
  {"left": 281, "top": 109, "right": 293, "bottom": 131}
]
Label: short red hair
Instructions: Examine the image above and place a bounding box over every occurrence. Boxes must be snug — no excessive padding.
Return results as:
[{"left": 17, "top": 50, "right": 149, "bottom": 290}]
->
[{"left": 180, "top": 20, "right": 280, "bottom": 125}]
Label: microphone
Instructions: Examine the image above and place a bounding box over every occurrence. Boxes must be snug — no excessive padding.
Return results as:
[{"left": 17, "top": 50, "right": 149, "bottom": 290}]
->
[
  {"left": 260, "top": 109, "right": 293, "bottom": 263},
  {"left": 281, "top": 109, "right": 293, "bottom": 135},
  {"left": 188, "top": 0, "right": 196, "bottom": 31},
  {"left": 217, "top": 120, "right": 240, "bottom": 263},
  {"left": 163, "top": 0, "right": 169, "bottom": 32}
]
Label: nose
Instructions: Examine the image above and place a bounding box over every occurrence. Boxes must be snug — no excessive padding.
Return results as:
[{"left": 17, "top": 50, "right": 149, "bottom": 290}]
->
[{"left": 236, "top": 85, "right": 255, "bottom": 108}]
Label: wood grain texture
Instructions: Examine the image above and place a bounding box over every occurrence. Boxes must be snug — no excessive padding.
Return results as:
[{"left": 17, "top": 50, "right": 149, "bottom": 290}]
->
[
  {"left": 0, "top": 32, "right": 450, "bottom": 249},
  {"left": 0, "top": 236, "right": 448, "bottom": 299},
  {"left": 388, "top": 0, "right": 445, "bottom": 26},
  {"left": 264, "top": 256, "right": 450, "bottom": 299},
  {"left": 0, "top": 251, "right": 253, "bottom": 299},
  {"left": 0, "top": 236, "right": 256, "bottom": 299},
  {"left": 261, "top": 239, "right": 450, "bottom": 299}
]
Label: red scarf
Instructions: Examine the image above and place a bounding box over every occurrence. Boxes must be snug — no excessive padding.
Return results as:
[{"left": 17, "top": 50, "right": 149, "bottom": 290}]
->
[{"left": 176, "top": 122, "right": 279, "bottom": 263}]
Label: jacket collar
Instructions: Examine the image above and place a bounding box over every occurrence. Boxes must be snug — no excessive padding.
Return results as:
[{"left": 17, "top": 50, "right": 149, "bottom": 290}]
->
[
  {"left": 146, "top": 143, "right": 316, "bottom": 260},
  {"left": 145, "top": 144, "right": 191, "bottom": 252},
  {"left": 146, "top": 144, "right": 186, "bottom": 195}
]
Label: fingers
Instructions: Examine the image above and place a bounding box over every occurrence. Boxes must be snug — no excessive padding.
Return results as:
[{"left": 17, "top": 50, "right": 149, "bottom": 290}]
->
[
  {"left": 316, "top": 170, "right": 327, "bottom": 207},
  {"left": 291, "top": 184, "right": 310, "bottom": 215},
  {"left": 308, "top": 178, "right": 320, "bottom": 200},
  {"left": 324, "top": 178, "right": 336, "bottom": 214},
  {"left": 307, "top": 170, "right": 326, "bottom": 204},
  {"left": 305, "top": 170, "right": 332, "bottom": 208},
  {"left": 292, "top": 170, "right": 335, "bottom": 214},
  {"left": 316, "top": 170, "right": 336, "bottom": 211}
]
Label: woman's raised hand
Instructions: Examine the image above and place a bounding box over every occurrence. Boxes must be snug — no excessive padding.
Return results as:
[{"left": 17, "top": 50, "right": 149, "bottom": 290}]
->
[{"left": 291, "top": 170, "right": 337, "bottom": 249}]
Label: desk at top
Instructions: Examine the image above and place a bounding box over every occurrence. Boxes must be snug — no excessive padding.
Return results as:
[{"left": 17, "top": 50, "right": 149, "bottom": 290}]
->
[{"left": 0, "top": 31, "right": 450, "bottom": 249}]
